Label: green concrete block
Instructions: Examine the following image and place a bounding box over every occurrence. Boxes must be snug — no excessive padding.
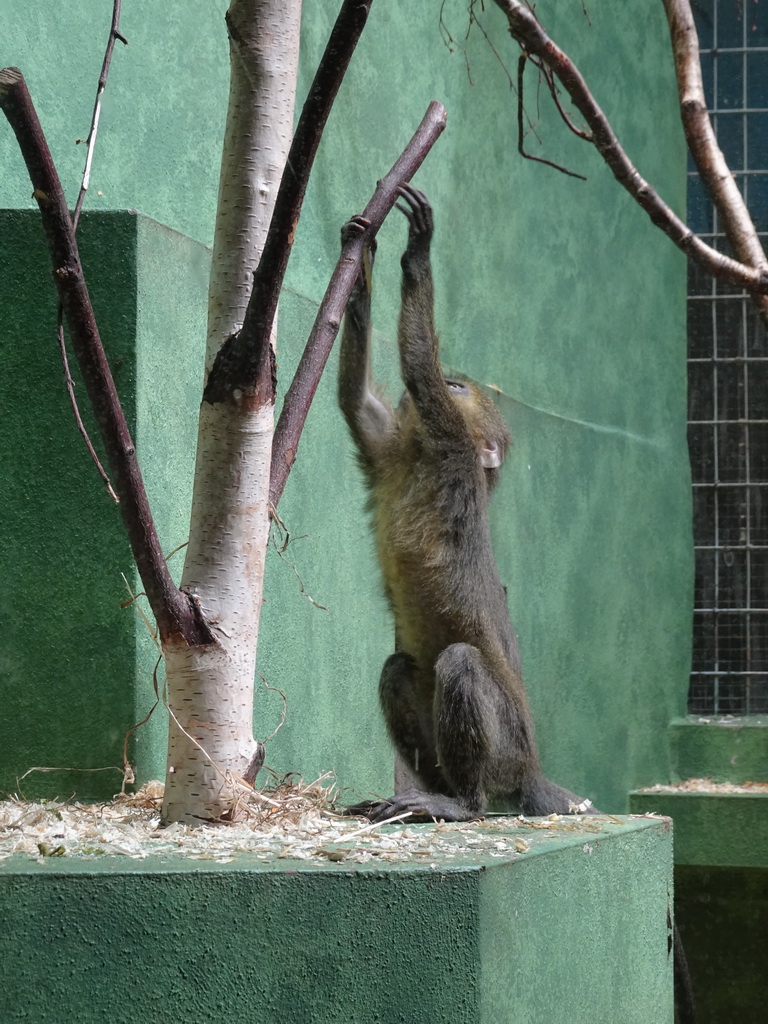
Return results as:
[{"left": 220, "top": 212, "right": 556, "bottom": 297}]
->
[
  {"left": 0, "top": 817, "right": 673, "bottom": 1024},
  {"left": 0, "top": 210, "right": 207, "bottom": 801},
  {"left": 669, "top": 717, "right": 768, "bottom": 784},
  {"left": 629, "top": 792, "right": 768, "bottom": 868}
]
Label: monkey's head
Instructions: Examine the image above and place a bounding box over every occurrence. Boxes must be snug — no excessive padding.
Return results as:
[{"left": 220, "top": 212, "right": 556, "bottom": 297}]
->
[
  {"left": 448, "top": 378, "right": 511, "bottom": 488},
  {"left": 398, "top": 376, "right": 511, "bottom": 489}
]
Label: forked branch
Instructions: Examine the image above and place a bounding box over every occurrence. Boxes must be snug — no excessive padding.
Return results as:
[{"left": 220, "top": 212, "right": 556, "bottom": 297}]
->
[
  {"left": 0, "top": 67, "right": 211, "bottom": 646},
  {"left": 58, "top": 0, "right": 128, "bottom": 502},
  {"left": 491, "top": 0, "right": 768, "bottom": 297},
  {"left": 204, "top": 0, "right": 375, "bottom": 405},
  {"left": 270, "top": 100, "right": 448, "bottom": 506},
  {"left": 662, "top": 0, "right": 768, "bottom": 324}
]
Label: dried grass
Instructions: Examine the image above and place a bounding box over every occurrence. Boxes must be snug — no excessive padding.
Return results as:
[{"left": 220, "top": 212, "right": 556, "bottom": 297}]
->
[{"left": 0, "top": 778, "right": 615, "bottom": 866}]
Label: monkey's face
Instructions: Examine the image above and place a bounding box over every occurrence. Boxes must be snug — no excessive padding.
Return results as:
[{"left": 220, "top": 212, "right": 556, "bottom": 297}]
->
[
  {"left": 398, "top": 378, "right": 510, "bottom": 481},
  {"left": 449, "top": 379, "right": 510, "bottom": 475}
]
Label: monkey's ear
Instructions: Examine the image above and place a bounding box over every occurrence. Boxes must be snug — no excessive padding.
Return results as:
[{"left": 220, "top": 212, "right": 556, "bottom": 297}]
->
[{"left": 480, "top": 443, "right": 502, "bottom": 470}]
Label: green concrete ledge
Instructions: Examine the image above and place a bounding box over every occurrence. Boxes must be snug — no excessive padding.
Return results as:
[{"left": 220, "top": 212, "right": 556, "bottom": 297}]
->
[
  {"left": 669, "top": 716, "right": 768, "bottom": 783},
  {"left": 0, "top": 817, "right": 673, "bottom": 1024},
  {"left": 629, "top": 791, "right": 768, "bottom": 868}
]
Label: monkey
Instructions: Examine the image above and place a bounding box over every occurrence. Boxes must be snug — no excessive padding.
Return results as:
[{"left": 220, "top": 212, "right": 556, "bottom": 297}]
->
[{"left": 338, "top": 184, "right": 597, "bottom": 823}]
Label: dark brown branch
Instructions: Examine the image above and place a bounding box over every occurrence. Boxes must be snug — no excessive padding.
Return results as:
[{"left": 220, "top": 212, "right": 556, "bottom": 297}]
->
[
  {"left": 0, "top": 67, "right": 212, "bottom": 647},
  {"left": 492, "top": 0, "right": 768, "bottom": 295},
  {"left": 203, "top": 0, "right": 374, "bottom": 405},
  {"left": 58, "top": 0, "right": 127, "bottom": 502},
  {"left": 269, "top": 100, "right": 448, "bottom": 507},
  {"left": 663, "top": 0, "right": 768, "bottom": 325}
]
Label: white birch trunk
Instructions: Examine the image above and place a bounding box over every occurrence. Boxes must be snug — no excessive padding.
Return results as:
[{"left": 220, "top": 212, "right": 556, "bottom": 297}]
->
[{"left": 162, "top": 0, "right": 302, "bottom": 824}]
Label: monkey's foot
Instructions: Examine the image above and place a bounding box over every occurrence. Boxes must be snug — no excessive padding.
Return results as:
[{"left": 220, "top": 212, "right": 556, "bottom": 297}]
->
[{"left": 345, "top": 788, "right": 480, "bottom": 824}]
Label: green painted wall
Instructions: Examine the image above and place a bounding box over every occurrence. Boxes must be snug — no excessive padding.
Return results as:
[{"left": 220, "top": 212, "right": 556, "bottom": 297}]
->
[
  {"left": 0, "top": 212, "right": 209, "bottom": 798},
  {"left": 0, "top": 1, "right": 690, "bottom": 809},
  {"left": 0, "top": 817, "right": 673, "bottom": 1024}
]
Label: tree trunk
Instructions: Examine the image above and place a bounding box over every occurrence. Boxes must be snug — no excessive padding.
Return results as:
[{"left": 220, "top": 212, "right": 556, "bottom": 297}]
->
[{"left": 161, "top": 0, "right": 302, "bottom": 824}]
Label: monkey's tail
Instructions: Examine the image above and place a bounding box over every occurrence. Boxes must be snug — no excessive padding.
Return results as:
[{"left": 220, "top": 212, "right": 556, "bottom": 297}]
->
[{"left": 518, "top": 774, "right": 598, "bottom": 817}]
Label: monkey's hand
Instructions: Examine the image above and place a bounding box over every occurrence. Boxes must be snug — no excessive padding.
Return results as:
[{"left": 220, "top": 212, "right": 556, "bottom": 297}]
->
[
  {"left": 340, "top": 215, "right": 376, "bottom": 297},
  {"left": 345, "top": 788, "right": 480, "bottom": 824},
  {"left": 396, "top": 184, "right": 433, "bottom": 262}
]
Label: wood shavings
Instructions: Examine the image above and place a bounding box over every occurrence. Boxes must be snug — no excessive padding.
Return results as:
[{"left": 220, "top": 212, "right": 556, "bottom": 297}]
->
[
  {"left": 0, "top": 782, "right": 624, "bottom": 866},
  {"left": 637, "top": 778, "right": 768, "bottom": 795}
]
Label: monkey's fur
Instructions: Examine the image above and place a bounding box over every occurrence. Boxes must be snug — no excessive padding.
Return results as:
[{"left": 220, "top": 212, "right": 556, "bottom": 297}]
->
[{"left": 339, "top": 186, "right": 596, "bottom": 822}]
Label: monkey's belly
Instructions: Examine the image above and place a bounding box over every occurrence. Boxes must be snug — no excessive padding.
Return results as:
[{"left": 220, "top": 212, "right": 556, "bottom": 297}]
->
[{"left": 385, "top": 563, "right": 474, "bottom": 672}]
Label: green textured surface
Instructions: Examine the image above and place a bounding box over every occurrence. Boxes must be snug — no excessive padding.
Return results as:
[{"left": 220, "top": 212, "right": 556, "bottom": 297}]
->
[
  {"left": 629, "top": 791, "right": 768, "bottom": 867},
  {"left": 0, "top": 0, "right": 229, "bottom": 246},
  {"left": 1, "top": 1, "right": 690, "bottom": 812},
  {"left": 0, "top": 817, "right": 673, "bottom": 1024},
  {"left": 0, "top": 211, "right": 138, "bottom": 800},
  {"left": 676, "top": 865, "right": 768, "bottom": 1024},
  {"left": 0, "top": 211, "right": 210, "bottom": 799},
  {"left": 669, "top": 717, "right": 768, "bottom": 783}
]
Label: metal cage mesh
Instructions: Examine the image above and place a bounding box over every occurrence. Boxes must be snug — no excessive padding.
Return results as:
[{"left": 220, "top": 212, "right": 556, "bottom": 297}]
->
[{"left": 687, "top": 0, "right": 768, "bottom": 714}]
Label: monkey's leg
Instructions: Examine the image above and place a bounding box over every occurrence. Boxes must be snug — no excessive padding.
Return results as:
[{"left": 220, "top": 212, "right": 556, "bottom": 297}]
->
[
  {"left": 346, "top": 653, "right": 476, "bottom": 823},
  {"left": 433, "top": 643, "right": 501, "bottom": 818},
  {"left": 379, "top": 652, "right": 443, "bottom": 792},
  {"left": 435, "top": 644, "right": 600, "bottom": 818}
]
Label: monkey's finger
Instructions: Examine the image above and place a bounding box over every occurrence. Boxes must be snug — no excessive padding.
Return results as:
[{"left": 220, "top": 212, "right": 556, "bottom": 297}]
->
[
  {"left": 396, "top": 187, "right": 432, "bottom": 237},
  {"left": 340, "top": 215, "right": 371, "bottom": 243}
]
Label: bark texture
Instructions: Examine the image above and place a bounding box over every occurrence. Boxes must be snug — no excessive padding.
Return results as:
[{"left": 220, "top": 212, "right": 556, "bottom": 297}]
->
[{"left": 162, "top": 0, "right": 302, "bottom": 824}]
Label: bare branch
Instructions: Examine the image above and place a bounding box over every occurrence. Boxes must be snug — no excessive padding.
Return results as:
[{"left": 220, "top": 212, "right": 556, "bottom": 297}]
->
[
  {"left": 663, "top": 0, "right": 768, "bottom": 324},
  {"left": 517, "top": 55, "right": 587, "bottom": 180},
  {"left": 72, "top": 0, "right": 128, "bottom": 229},
  {"left": 0, "top": 67, "right": 212, "bottom": 646},
  {"left": 269, "top": 101, "right": 448, "bottom": 506},
  {"left": 492, "top": 0, "right": 768, "bottom": 296},
  {"left": 57, "top": 323, "right": 119, "bottom": 502},
  {"left": 528, "top": 55, "right": 591, "bottom": 142},
  {"left": 58, "top": 0, "right": 128, "bottom": 502},
  {"left": 203, "top": 0, "right": 375, "bottom": 406}
]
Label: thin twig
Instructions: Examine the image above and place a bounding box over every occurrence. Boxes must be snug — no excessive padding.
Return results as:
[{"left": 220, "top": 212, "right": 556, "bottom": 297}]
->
[
  {"left": 269, "top": 100, "right": 448, "bottom": 506},
  {"left": 439, "top": 0, "right": 475, "bottom": 85},
  {"left": 528, "top": 55, "right": 591, "bottom": 142},
  {"left": 72, "top": 0, "right": 128, "bottom": 229},
  {"left": 270, "top": 530, "right": 330, "bottom": 611},
  {"left": 258, "top": 673, "right": 288, "bottom": 743},
  {"left": 469, "top": 3, "right": 515, "bottom": 89},
  {"left": 57, "top": 322, "right": 119, "bottom": 501},
  {"left": 492, "top": 0, "right": 768, "bottom": 295},
  {"left": 517, "top": 54, "right": 587, "bottom": 180}
]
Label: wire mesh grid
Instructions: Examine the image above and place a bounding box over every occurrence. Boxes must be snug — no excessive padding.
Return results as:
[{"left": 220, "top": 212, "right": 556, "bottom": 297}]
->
[{"left": 687, "top": 0, "right": 768, "bottom": 714}]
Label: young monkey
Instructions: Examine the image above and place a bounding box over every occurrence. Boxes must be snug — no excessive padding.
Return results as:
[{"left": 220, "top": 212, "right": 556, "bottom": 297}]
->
[{"left": 339, "top": 185, "right": 596, "bottom": 822}]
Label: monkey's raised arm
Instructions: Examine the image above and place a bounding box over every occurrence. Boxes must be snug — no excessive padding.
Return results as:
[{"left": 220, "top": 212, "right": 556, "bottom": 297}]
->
[
  {"left": 338, "top": 217, "right": 395, "bottom": 477},
  {"left": 396, "top": 186, "right": 468, "bottom": 444}
]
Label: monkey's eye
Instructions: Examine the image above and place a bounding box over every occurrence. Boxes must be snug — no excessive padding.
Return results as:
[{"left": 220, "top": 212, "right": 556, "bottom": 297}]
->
[{"left": 445, "top": 379, "right": 468, "bottom": 394}]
